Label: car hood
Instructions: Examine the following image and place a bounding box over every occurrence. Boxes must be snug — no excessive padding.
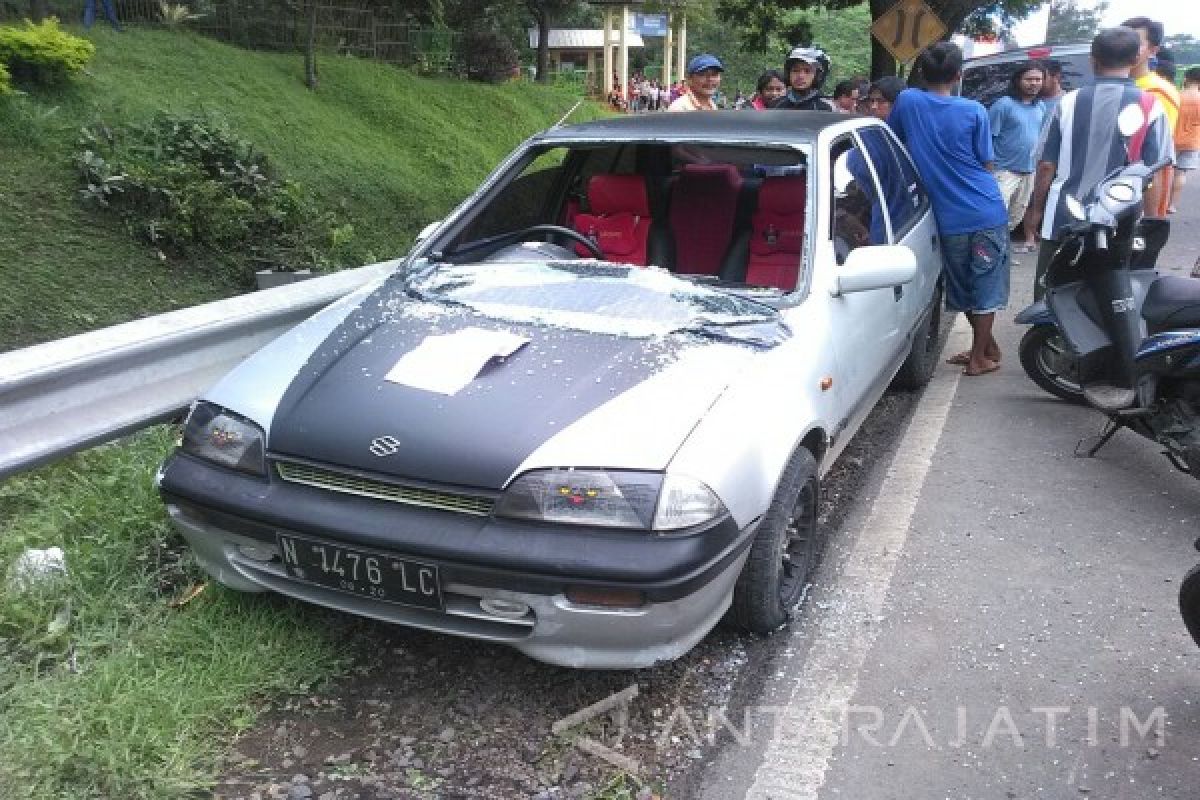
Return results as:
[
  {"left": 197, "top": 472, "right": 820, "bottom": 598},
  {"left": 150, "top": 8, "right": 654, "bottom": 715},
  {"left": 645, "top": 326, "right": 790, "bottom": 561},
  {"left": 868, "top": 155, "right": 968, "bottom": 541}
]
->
[{"left": 260, "top": 290, "right": 755, "bottom": 490}]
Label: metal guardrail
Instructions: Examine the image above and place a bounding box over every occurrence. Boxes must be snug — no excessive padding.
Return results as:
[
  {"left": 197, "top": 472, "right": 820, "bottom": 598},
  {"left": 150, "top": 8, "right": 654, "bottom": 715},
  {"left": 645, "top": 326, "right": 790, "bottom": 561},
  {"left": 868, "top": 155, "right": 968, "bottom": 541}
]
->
[{"left": 0, "top": 260, "right": 399, "bottom": 481}]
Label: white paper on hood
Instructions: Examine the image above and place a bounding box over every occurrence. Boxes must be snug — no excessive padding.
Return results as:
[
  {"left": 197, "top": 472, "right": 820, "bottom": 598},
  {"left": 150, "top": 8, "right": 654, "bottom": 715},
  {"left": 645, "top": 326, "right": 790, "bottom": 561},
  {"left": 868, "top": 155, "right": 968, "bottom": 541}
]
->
[{"left": 384, "top": 327, "right": 529, "bottom": 394}]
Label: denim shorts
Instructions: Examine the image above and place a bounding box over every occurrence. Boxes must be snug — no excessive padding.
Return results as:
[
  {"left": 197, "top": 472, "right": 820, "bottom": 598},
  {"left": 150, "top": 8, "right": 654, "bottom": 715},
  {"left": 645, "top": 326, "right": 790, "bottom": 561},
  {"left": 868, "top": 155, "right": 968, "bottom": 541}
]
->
[{"left": 940, "top": 225, "right": 1010, "bottom": 314}]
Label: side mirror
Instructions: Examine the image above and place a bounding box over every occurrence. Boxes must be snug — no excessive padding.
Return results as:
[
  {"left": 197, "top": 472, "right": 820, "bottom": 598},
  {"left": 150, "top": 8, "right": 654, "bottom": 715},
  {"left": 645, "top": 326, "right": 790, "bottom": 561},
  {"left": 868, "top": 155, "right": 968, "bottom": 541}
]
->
[{"left": 831, "top": 245, "right": 918, "bottom": 296}]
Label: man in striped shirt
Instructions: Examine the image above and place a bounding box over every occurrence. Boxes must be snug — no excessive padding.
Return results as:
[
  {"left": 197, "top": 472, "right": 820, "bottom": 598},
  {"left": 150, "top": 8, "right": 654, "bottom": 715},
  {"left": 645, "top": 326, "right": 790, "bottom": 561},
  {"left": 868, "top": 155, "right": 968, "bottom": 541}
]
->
[{"left": 1028, "top": 26, "right": 1175, "bottom": 302}]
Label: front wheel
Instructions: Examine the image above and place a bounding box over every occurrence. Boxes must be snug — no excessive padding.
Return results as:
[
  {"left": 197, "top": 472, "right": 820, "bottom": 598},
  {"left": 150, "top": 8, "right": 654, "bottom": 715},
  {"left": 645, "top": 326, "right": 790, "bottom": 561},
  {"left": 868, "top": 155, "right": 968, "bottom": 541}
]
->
[
  {"left": 1180, "top": 563, "right": 1200, "bottom": 649},
  {"left": 1018, "top": 325, "right": 1087, "bottom": 405},
  {"left": 730, "top": 448, "right": 821, "bottom": 633}
]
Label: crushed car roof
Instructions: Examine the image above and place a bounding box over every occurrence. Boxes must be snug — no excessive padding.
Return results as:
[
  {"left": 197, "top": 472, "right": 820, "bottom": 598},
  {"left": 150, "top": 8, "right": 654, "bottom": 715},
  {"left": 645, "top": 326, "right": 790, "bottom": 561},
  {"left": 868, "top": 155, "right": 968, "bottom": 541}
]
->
[{"left": 536, "top": 110, "right": 862, "bottom": 145}]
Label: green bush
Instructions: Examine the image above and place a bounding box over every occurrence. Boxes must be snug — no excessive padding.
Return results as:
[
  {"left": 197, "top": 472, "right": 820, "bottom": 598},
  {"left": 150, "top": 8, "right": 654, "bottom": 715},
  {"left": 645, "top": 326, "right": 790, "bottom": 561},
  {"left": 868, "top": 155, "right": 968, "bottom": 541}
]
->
[
  {"left": 75, "top": 112, "right": 355, "bottom": 277},
  {"left": 0, "top": 59, "right": 11, "bottom": 95},
  {"left": 0, "top": 18, "right": 95, "bottom": 87}
]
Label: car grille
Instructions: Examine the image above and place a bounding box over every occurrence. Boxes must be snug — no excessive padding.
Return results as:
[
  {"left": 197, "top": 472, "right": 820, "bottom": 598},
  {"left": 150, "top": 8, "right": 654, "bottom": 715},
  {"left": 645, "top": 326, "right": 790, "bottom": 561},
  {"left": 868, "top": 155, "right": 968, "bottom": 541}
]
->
[{"left": 274, "top": 461, "right": 494, "bottom": 517}]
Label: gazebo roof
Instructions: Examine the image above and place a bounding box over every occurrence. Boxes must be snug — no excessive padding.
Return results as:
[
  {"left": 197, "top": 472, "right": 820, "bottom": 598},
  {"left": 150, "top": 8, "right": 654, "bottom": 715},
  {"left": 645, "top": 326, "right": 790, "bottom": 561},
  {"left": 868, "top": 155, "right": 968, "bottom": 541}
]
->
[{"left": 527, "top": 29, "right": 647, "bottom": 49}]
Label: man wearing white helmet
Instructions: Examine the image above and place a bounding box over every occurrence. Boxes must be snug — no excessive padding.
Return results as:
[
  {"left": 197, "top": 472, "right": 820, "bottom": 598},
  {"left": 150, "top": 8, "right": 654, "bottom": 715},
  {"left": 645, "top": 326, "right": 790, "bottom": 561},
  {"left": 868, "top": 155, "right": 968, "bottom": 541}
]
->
[{"left": 772, "top": 46, "right": 835, "bottom": 111}]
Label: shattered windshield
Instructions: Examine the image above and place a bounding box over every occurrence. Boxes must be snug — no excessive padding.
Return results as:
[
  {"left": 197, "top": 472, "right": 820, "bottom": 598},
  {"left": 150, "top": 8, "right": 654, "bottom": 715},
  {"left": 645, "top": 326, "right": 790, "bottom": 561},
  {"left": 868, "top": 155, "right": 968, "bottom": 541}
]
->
[
  {"left": 427, "top": 139, "right": 811, "bottom": 297},
  {"left": 404, "top": 260, "right": 788, "bottom": 344}
]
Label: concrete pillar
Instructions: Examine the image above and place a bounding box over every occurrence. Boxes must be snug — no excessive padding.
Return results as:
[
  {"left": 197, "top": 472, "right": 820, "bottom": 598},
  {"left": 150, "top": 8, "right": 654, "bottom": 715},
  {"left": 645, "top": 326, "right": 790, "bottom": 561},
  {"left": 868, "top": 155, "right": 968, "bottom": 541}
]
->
[
  {"left": 663, "top": 10, "right": 673, "bottom": 88},
  {"left": 602, "top": 7, "right": 612, "bottom": 95},
  {"left": 619, "top": 4, "right": 630, "bottom": 109},
  {"left": 678, "top": 13, "right": 687, "bottom": 77}
]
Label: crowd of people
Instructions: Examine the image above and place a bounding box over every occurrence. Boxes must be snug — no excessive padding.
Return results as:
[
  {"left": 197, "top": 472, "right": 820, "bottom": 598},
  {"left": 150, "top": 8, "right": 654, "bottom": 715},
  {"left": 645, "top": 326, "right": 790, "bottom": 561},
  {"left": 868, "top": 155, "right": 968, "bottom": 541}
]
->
[{"left": 630, "top": 16, "right": 1190, "bottom": 395}]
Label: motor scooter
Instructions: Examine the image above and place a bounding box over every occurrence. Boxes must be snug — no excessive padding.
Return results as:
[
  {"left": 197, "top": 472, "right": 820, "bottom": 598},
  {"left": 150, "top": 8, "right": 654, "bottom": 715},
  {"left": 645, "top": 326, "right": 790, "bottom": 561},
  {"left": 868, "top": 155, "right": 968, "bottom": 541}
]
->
[
  {"left": 1182, "top": 541, "right": 1200, "bottom": 649},
  {"left": 1013, "top": 155, "right": 1200, "bottom": 479}
]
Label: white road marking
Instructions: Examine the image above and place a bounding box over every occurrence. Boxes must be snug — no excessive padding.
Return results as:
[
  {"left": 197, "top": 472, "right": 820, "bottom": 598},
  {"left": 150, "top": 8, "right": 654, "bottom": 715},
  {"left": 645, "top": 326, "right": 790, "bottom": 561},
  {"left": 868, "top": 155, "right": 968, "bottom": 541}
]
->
[{"left": 745, "top": 315, "right": 971, "bottom": 799}]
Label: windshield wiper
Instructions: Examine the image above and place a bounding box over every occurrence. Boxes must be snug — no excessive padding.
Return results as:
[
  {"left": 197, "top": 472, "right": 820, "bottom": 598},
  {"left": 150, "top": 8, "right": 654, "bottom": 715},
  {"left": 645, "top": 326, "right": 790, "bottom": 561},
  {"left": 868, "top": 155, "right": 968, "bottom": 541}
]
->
[{"left": 672, "top": 316, "right": 791, "bottom": 348}]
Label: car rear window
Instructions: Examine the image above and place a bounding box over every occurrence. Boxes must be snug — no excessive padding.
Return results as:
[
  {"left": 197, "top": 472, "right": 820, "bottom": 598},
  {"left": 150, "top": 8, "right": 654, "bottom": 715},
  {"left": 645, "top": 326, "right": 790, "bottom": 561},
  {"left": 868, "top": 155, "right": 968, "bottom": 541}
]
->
[{"left": 960, "top": 50, "right": 1093, "bottom": 108}]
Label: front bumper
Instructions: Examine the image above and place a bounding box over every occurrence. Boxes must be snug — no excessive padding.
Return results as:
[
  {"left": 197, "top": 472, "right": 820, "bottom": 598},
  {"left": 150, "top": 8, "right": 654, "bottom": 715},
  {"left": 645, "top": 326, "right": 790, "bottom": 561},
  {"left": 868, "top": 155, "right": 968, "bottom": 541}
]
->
[{"left": 159, "top": 453, "right": 758, "bottom": 669}]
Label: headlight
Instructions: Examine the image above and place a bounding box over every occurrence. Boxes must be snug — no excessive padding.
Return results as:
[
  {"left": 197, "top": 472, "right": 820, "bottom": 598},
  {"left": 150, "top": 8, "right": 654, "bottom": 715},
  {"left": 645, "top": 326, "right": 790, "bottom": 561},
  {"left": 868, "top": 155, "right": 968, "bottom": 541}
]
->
[
  {"left": 180, "top": 402, "right": 267, "bottom": 477},
  {"left": 653, "top": 474, "right": 725, "bottom": 530},
  {"left": 494, "top": 469, "right": 724, "bottom": 531}
]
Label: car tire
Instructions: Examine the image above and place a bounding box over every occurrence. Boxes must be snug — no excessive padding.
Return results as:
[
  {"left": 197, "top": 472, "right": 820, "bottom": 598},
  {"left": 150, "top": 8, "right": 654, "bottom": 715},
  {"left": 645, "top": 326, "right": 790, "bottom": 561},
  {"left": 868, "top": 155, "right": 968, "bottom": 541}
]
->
[
  {"left": 1018, "top": 325, "right": 1087, "bottom": 405},
  {"left": 890, "top": 285, "right": 943, "bottom": 391},
  {"left": 730, "top": 447, "right": 820, "bottom": 634},
  {"left": 1181, "top": 563, "right": 1200, "bottom": 650}
]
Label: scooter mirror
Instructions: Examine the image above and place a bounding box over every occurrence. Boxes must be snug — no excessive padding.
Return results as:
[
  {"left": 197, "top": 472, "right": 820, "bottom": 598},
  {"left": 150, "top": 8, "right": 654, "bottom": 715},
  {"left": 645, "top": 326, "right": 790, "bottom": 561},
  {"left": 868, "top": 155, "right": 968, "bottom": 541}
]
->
[
  {"left": 1065, "top": 194, "right": 1086, "bottom": 221},
  {"left": 1117, "top": 102, "right": 1145, "bottom": 137}
]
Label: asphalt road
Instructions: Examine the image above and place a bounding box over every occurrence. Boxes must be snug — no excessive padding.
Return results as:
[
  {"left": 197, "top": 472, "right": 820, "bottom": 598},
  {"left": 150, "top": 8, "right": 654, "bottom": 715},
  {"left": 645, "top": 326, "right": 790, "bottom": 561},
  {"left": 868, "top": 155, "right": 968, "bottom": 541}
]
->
[{"left": 691, "top": 181, "right": 1200, "bottom": 800}]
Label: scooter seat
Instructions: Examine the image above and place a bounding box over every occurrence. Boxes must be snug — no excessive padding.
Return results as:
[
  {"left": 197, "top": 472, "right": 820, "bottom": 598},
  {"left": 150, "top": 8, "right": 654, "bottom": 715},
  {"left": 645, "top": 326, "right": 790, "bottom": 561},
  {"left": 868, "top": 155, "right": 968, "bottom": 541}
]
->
[{"left": 1141, "top": 276, "right": 1200, "bottom": 329}]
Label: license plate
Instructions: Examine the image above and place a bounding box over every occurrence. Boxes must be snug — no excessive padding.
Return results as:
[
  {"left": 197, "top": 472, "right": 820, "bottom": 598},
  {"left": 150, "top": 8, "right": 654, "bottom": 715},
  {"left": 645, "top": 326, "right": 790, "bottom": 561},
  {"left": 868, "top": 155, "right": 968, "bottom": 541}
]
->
[{"left": 277, "top": 534, "right": 443, "bottom": 611}]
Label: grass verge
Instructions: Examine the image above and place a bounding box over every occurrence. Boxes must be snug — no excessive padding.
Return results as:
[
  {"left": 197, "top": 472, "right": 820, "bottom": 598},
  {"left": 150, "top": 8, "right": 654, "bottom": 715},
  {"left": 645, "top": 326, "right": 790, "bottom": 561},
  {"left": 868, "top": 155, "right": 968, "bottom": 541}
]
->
[
  {"left": 0, "top": 428, "right": 345, "bottom": 799},
  {"left": 0, "top": 26, "right": 604, "bottom": 350}
]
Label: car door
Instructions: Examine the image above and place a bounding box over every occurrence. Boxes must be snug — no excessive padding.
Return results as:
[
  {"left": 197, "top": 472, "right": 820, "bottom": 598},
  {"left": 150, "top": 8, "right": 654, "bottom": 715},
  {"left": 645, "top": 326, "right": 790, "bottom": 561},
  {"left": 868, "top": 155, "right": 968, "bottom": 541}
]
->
[
  {"left": 857, "top": 124, "right": 939, "bottom": 331},
  {"left": 822, "top": 130, "right": 906, "bottom": 414}
]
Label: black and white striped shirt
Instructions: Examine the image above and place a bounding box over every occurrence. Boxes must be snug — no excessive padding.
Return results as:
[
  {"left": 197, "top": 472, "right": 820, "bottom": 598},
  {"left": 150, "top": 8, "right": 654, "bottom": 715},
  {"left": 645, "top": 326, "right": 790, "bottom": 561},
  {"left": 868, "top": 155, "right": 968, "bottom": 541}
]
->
[{"left": 1038, "top": 76, "right": 1174, "bottom": 240}]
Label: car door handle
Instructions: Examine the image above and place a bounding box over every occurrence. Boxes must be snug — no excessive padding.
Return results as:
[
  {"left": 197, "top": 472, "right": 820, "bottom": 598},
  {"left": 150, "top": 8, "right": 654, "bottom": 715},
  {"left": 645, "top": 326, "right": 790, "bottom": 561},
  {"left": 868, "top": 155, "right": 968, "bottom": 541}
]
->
[{"left": 894, "top": 285, "right": 903, "bottom": 301}]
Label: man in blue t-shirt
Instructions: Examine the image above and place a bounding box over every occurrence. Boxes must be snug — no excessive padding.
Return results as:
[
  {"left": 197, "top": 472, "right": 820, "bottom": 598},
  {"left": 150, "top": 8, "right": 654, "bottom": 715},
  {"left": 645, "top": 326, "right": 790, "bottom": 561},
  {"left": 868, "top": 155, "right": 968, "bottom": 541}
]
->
[
  {"left": 988, "top": 63, "right": 1046, "bottom": 255},
  {"left": 889, "top": 42, "right": 1010, "bottom": 377}
]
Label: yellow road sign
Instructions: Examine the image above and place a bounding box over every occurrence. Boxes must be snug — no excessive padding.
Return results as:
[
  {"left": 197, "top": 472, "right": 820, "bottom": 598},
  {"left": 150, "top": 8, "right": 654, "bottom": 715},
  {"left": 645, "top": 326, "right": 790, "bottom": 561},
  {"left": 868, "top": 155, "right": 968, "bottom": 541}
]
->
[{"left": 871, "top": 0, "right": 948, "bottom": 64}]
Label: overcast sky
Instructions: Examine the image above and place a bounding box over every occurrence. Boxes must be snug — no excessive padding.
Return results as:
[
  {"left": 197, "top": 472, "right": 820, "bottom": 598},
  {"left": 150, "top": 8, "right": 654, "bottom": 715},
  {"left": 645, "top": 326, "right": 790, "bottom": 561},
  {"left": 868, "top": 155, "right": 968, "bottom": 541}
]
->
[{"left": 1011, "top": 1, "right": 1198, "bottom": 47}]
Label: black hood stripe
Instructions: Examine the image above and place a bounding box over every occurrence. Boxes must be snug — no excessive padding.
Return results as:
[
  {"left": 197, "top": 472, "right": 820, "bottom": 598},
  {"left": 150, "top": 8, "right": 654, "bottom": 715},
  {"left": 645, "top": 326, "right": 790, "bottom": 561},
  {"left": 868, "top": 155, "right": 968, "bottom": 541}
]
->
[{"left": 269, "top": 281, "right": 686, "bottom": 489}]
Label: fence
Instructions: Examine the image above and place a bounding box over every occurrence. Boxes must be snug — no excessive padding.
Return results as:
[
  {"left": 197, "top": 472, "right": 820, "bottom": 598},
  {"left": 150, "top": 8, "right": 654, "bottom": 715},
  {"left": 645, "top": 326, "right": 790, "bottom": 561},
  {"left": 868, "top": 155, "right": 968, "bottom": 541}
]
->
[
  {"left": 0, "top": 0, "right": 463, "bottom": 73},
  {"left": 0, "top": 259, "right": 397, "bottom": 481}
]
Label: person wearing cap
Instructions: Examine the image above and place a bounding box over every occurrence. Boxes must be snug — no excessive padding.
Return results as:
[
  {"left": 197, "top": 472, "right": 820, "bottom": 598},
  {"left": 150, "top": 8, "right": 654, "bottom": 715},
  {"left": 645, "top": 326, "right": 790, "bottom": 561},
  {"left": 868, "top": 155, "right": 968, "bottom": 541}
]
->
[
  {"left": 669, "top": 54, "right": 724, "bottom": 112},
  {"left": 772, "top": 46, "right": 835, "bottom": 111}
]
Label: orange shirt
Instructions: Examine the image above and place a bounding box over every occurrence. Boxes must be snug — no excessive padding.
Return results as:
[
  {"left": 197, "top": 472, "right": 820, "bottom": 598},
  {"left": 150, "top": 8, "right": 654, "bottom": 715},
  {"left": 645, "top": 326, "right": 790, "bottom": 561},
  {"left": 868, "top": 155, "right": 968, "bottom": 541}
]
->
[{"left": 1177, "top": 86, "right": 1200, "bottom": 152}]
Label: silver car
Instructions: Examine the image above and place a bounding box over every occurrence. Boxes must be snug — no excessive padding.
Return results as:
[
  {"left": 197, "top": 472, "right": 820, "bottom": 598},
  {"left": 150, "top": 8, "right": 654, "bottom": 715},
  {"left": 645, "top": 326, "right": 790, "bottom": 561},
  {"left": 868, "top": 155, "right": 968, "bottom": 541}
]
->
[{"left": 157, "top": 112, "right": 943, "bottom": 669}]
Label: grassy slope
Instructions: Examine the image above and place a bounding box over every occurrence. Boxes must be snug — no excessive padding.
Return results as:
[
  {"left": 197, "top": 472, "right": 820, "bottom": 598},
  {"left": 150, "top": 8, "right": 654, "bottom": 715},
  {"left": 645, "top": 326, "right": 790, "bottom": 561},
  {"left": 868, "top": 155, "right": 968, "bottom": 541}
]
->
[
  {"left": 0, "top": 26, "right": 601, "bottom": 350},
  {"left": 0, "top": 26, "right": 604, "bottom": 799}
]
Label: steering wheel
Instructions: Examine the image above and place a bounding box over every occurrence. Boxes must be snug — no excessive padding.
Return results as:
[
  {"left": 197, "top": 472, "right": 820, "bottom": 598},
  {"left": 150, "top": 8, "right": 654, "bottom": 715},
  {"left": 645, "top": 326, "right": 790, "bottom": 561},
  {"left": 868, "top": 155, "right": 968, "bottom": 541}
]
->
[{"left": 508, "top": 224, "right": 605, "bottom": 260}]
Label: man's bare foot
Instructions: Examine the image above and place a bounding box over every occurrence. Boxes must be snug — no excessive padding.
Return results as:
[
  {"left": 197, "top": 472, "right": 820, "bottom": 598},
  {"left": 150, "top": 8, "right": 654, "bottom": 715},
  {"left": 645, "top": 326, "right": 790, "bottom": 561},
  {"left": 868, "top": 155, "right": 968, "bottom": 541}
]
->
[
  {"left": 947, "top": 348, "right": 1001, "bottom": 366},
  {"left": 963, "top": 358, "right": 1000, "bottom": 376}
]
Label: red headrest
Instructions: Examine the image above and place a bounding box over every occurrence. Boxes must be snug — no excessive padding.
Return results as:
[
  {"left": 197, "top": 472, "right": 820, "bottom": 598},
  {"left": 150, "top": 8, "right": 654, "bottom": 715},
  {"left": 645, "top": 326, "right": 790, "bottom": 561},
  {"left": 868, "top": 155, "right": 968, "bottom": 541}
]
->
[
  {"left": 757, "top": 175, "right": 806, "bottom": 214},
  {"left": 676, "top": 163, "right": 743, "bottom": 194},
  {"left": 588, "top": 174, "right": 651, "bottom": 217}
]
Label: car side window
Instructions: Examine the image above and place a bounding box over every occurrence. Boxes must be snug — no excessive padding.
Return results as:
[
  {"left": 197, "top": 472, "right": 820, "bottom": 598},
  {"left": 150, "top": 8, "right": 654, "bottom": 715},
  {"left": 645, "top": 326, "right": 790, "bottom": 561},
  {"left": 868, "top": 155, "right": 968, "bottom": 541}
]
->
[
  {"left": 858, "top": 126, "right": 928, "bottom": 242},
  {"left": 830, "top": 136, "right": 877, "bottom": 265}
]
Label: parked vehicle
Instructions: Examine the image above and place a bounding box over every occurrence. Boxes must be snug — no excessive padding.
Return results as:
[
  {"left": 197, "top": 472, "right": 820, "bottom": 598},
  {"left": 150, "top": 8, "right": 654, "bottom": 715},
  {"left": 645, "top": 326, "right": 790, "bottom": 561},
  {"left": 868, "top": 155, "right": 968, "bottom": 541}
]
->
[
  {"left": 960, "top": 43, "right": 1092, "bottom": 108},
  {"left": 156, "top": 112, "right": 944, "bottom": 668},
  {"left": 1013, "top": 115, "right": 1200, "bottom": 479}
]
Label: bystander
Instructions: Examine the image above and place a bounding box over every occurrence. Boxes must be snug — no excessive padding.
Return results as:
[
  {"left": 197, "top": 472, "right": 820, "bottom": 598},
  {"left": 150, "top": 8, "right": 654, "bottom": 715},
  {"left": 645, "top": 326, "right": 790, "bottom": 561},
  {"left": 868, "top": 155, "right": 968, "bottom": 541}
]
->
[
  {"left": 668, "top": 54, "right": 724, "bottom": 112},
  {"left": 1170, "top": 67, "right": 1200, "bottom": 214},
  {"left": 989, "top": 63, "right": 1046, "bottom": 257},
  {"left": 1123, "top": 17, "right": 1180, "bottom": 220},
  {"left": 772, "top": 46, "right": 835, "bottom": 111},
  {"left": 889, "top": 42, "right": 1010, "bottom": 377},
  {"left": 1027, "top": 26, "right": 1173, "bottom": 407}
]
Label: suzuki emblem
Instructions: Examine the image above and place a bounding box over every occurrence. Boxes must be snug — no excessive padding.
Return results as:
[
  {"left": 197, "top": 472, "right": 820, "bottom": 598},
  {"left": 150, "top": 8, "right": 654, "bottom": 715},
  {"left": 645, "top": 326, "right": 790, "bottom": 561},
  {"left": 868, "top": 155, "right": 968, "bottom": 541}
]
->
[{"left": 369, "top": 435, "right": 402, "bottom": 457}]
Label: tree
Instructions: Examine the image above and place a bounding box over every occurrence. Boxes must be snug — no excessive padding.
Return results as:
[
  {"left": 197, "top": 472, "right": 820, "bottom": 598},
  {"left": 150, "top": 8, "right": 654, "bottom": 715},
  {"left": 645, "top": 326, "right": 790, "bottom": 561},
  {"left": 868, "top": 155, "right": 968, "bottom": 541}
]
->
[
  {"left": 303, "top": 0, "right": 318, "bottom": 90},
  {"left": 716, "top": 0, "right": 1043, "bottom": 78},
  {"left": 1045, "top": 0, "right": 1106, "bottom": 46}
]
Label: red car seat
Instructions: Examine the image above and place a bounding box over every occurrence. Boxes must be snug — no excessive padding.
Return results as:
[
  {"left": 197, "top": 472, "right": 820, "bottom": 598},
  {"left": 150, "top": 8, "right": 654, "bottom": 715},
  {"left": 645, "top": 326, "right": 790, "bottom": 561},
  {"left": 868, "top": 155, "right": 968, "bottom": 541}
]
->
[
  {"left": 667, "top": 163, "right": 744, "bottom": 276},
  {"left": 572, "top": 175, "right": 654, "bottom": 265},
  {"left": 743, "top": 175, "right": 806, "bottom": 290}
]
